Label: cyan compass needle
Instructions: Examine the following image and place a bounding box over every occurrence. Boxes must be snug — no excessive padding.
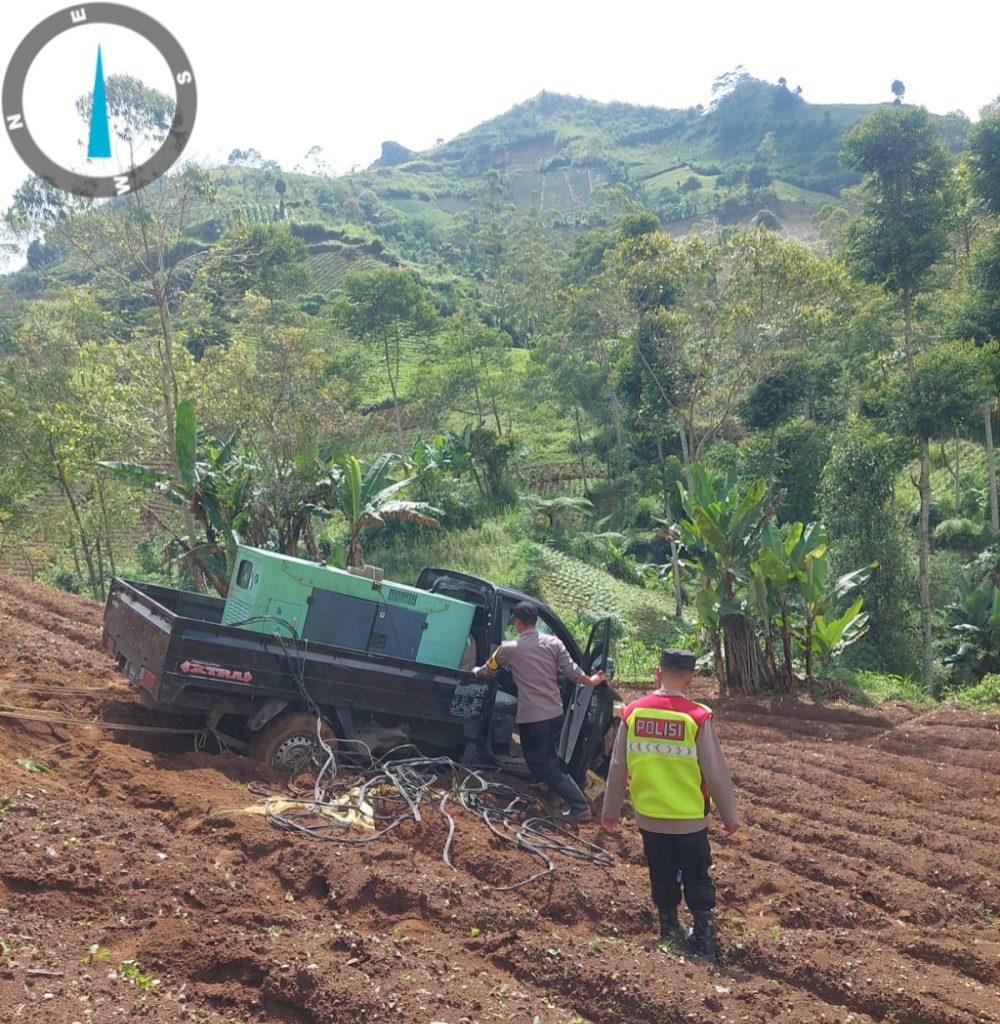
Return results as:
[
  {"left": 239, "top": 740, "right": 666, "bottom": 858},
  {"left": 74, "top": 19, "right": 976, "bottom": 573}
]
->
[{"left": 86, "top": 45, "right": 111, "bottom": 159}]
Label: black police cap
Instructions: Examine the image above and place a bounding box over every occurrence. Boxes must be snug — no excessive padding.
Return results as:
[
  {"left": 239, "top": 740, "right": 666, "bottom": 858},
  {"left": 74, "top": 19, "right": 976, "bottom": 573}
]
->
[
  {"left": 511, "top": 601, "right": 539, "bottom": 625},
  {"left": 659, "top": 648, "right": 696, "bottom": 671}
]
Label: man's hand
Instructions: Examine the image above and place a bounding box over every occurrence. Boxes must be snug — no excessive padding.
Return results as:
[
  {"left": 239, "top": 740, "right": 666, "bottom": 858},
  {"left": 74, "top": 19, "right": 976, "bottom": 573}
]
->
[
  {"left": 587, "top": 670, "right": 609, "bottom": 687},
  {"left": 601, "top": 816, "right": 619, "bottom": 833},
  {"left": 470, "top": 666, "right": 481, "bottom": 678},
  {"left": 723, "top": 821, "right": 740, "bottom": 835}
]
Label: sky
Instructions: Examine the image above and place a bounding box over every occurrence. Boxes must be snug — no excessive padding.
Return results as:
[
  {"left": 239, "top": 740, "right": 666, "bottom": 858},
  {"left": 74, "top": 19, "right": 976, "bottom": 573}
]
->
[{"left": 2, "top": 0, "right": 999, "bottom": 256}]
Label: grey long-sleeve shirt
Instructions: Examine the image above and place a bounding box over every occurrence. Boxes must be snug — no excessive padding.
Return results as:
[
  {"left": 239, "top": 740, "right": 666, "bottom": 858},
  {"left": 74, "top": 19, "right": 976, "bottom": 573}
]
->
[
  {"left": 476, "top": 628, "right": 589, "bottom": 724},
  {"left": 601, "top": 689, "right": 739, "bottom": 834}
]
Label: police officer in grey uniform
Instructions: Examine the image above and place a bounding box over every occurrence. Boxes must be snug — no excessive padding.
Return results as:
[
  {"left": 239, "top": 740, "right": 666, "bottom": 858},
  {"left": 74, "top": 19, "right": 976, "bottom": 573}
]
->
[{"left": 472, "top": 601, "right": 608, "bottom": 821}]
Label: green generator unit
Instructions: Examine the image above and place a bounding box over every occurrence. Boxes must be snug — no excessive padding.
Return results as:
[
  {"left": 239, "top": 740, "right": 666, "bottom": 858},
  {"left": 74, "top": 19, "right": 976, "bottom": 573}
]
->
[{"left": 221, "top": 546, "right": 475, "bottom": 670}]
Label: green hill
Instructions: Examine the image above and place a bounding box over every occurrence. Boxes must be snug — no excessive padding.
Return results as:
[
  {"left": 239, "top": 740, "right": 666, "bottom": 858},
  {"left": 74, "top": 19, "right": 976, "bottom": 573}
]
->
[
  {"left": 348, "top": 78, "right": 967, "bottom": 235},
  {"left": 205, "top": 77, "right": 969, "bottom": 269},
  {"left": 5, "top": 75, "right": 972, "bottom": 299}
]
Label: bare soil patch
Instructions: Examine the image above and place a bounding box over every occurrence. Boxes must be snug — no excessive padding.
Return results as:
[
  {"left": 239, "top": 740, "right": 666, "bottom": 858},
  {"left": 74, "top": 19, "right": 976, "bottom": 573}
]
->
[{"left": 2, "top": 576, "right": 998, "bottom": 1022}]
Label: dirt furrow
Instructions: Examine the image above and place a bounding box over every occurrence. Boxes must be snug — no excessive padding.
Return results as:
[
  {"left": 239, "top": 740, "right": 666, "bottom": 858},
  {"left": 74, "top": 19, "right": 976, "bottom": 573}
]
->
[
  {"left": 730, "top": 939, "right": 999, "bottom": 1024},
  {"left": 735, "top": 771, "right": 1000, "bottom": 889},
  {"left": 735, "top": 742, "right": 1000, "bottom": 822},
  {"left": 2, "top": 578, "right": 999, "bottom": 1023}
]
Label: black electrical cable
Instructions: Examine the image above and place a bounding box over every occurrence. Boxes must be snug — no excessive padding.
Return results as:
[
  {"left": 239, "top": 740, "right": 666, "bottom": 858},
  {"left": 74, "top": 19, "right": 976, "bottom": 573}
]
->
[
  {"left": 249, "top": 622, "right": 613, "bottom": 887},
  {"left": 259, "top": 744, "right": 614, "bottom": 890}
]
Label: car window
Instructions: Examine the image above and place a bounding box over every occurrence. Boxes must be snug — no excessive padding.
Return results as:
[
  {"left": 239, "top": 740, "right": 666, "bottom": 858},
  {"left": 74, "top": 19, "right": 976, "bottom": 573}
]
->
[{"left": 500, "top": 598, "right": 554, "bottom": 639}]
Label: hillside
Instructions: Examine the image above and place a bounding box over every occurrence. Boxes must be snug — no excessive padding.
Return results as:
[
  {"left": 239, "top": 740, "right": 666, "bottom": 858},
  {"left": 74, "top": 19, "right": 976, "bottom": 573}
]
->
[
  {"left": 346, "top": 77, "right": 968, "bottom": 240},
  {"left": 4, "top": 76, "right": 971, "bottom": 299}
]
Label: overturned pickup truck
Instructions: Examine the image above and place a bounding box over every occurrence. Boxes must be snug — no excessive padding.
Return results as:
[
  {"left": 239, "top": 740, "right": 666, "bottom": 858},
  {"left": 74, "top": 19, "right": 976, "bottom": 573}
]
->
[{"left": 102, "top": 546, "right": 619, "bottom": 782}]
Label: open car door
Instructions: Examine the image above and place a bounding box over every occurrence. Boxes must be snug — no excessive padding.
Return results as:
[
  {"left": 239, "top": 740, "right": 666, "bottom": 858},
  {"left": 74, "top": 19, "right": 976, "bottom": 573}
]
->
[{"left": 557, "top": 617, "right": 612, "bottom": 766}]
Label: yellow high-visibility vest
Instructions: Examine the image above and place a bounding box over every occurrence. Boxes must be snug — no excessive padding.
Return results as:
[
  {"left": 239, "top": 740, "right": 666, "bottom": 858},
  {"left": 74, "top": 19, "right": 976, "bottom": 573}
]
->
[{"left": 623, "top": 694, "right": 712, "bottom": 820}]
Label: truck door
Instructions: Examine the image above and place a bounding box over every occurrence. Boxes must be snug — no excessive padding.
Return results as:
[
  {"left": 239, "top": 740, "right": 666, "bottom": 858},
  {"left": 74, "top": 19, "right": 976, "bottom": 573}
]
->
[
  {"left": 557, "top": 617, "right": 612, "bottom": 765},
  {"left": 416, "top": 569, "right": 503, "bottom": 751}
]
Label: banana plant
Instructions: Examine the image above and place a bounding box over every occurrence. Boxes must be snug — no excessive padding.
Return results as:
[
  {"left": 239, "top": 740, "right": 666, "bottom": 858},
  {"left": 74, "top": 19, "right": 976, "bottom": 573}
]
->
[
  {"left": 679, "top": 462, "right": 774, "bottom": 694},
  {"left": 753, "top": 521, "right": 874, "bottom": 683},
  {"left": 785, "top": 522, "right": 875, "bottom": 679},
  {"left": 944, "top": 572, "right": 1000, "bottom": 680},
  {"left": 811, "top": 597, "right": 870, "bottom": 669},
  {"left": 100, "top": 399, "right": 259, "bottom": 595},
  {"left": 752, "top": 521, "right": 823, "bottom": 687},
  {"left": 320, "top": 453, "right": 441, "bottom": 568}
]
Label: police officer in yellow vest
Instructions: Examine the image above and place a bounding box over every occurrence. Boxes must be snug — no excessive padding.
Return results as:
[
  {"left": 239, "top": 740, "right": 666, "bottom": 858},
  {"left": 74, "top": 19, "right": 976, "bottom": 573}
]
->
[{"left": 601, "top": 649, "right": 739, "bottom": 960}]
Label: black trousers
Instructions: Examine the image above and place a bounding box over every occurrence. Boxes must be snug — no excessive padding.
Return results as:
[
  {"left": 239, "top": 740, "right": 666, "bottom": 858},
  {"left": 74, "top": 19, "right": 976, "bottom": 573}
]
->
[
  {"left": 639, "top": 827, "right": 715, "bottom": 914},
  {"left": 518, "top": 715, "right": 589, "bottom": 813}
]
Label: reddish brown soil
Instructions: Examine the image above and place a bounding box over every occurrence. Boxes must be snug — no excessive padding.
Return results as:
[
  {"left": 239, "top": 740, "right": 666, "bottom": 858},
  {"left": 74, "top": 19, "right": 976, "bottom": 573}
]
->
[{"left": 1, "top": 574, "right": 998, "bottom": 1023}]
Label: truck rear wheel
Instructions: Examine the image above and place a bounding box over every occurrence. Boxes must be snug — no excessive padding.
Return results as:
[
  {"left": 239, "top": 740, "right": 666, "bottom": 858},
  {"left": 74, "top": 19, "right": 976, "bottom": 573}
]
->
[{"left": 248, "top": 711, "right": 338, "bottom": 769}]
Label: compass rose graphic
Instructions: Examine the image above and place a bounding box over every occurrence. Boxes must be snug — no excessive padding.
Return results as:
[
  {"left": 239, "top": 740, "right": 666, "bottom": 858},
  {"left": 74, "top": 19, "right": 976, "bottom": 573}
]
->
[{"left": 2, "top": 3, "right": 197, "bottom": 198}]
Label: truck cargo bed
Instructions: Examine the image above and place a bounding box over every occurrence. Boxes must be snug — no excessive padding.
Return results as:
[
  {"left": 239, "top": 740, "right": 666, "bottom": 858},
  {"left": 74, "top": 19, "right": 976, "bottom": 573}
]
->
[{"left": 102, "top": 578, "right": 496, "bottom": 751}]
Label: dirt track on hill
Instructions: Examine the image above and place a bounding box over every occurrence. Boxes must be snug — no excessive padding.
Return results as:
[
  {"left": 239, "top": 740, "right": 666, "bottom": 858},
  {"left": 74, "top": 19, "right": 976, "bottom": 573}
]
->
[{"left": 1, "top": 575, "right": 998, "bottom": 1023}]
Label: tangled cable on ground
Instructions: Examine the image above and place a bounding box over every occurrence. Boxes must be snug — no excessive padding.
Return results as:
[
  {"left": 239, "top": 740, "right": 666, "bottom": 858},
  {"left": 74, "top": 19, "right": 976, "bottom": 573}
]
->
[
  {"left": 256, "top": 624, "right": 613, "bottom": 889},
  {"left": 257, "top": 739, "right": 614, "bottom": 891}
]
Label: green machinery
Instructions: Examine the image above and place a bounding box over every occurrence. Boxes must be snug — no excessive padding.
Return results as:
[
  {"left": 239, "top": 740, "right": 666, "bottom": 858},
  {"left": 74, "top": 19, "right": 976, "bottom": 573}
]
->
[{"left": 221, "top": 545, "right": 476, "bottom": 670}]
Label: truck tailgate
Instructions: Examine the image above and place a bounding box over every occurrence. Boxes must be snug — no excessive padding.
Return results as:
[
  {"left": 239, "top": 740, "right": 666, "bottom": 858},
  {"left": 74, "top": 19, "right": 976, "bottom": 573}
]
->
[{"left": 102, "top": 579, "right": 175, "bottom": 700}]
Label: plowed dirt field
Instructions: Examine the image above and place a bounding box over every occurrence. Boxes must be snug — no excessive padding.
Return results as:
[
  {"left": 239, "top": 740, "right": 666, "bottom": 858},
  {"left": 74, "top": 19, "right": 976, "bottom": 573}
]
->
[{"left": 1, "top": 575, "right": 998, "bottom": 1023}]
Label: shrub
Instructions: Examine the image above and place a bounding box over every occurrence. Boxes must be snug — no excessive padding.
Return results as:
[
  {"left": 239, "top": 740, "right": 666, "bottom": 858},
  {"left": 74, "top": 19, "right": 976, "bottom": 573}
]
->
[
  {"left": 291, "top": 222, "right": 336, "bottom": 243},
  {"left": 933, "top": 517, "right": 985, "bottom": 549},
  {"left": 828, "top": 668, "right": 931, "bottom": 704},
  {"left": 510, "top": 541, "right": 543, "bottom": 596},
  {"left": 624, "top": 494, "right": 663, "bottom": 530},
  {"left": 956, "top": 674, "right": 1000, "bottom": 707}
]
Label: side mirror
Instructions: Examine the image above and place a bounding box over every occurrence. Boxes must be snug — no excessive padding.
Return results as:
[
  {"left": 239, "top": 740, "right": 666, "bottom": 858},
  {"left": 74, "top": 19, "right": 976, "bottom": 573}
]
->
[{"left": 604, "top": 656, "right": 616, "bottom": 680}]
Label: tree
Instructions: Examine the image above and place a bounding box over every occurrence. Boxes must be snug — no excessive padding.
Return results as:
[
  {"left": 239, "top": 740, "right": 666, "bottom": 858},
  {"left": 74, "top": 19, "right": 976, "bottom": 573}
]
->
[
  {"left": 531, "top": 279, "right": 626, "bottom": 483},
  {"left": 210, "top": 223, "right": 311, "bottom": 308},
  {"left": 841, "top": 104, "right": 955, "bottom": 690},
  {"left": 710, "top": 66, "right": 751, "bottom": 108},
  {"left": 966, "top": 102, "right": 1000, "bottom": 534},
  {"left": 611, "top": 227, "right": 854, "bottom": 488},
  {"left": 968, "top": 101, "right": 1000, "bottom": 214},
  {"left": 101, "top": 400, "right": 263, "bottom": 595},
  {"left": 74, "top": 73, "right": 175, "bottom": 163},
  {"left": 465, "top": 178, "right": 563, "bottom": 345},
  {"left": 197, "top": 299, "right": 362, "bottom": 555},
  {"left": 819, "top": 419, "right": 917, "bottom": 675},
  {"left": 333, "top": 268, "right": 439, "bottom": 448},
  {"left": 1, "top": 288, "right": 153, "bottom": 597},
  {"left": 891, "top": 80, "right": 906, "bottom": 105},
  {"left": 412, "top": 310, "right": 515, "bottom": 436},
  {"left": 5, "top": 76, "right": 217, "bottom": 584}
]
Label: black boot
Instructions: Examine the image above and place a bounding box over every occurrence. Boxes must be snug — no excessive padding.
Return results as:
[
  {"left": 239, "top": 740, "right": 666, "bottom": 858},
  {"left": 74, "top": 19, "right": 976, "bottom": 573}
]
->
[
  {"left": 688, "top": 910, "right": 717, "bottom": 960},
  {"left": 657, "top": 905, "right": 690, "bottom": 942}
]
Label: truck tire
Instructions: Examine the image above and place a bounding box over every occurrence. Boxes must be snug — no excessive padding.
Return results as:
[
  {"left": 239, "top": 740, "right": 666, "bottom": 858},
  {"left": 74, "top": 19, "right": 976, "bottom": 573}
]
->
[{"left": 248, "top": 711, "right": 338, "bottom": 769}]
